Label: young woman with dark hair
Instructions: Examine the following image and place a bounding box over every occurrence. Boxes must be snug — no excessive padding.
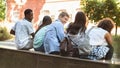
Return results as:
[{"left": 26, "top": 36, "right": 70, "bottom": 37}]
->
[
  {"left": 66, "top": 11, "right": 89, "bottom": 58},
  {"left": 35, "top": 16, "right": 52, "bottom": 34},
  {"left": 88, "top": 18, "right": 115, "bottom": 60},
  {"left": 33, "top": 16, "right": 52, "bottom": 52},
  {"left": 67, "top": 11, "right": 87, "bottom": 35}
]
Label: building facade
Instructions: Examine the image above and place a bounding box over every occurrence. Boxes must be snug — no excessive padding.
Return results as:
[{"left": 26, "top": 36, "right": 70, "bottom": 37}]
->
[
  {"left": 6, "top": 0, "right": 80, "bottom": 28},
  {"left": 6, "top": 0, "right": 45, "bottom": 23}
]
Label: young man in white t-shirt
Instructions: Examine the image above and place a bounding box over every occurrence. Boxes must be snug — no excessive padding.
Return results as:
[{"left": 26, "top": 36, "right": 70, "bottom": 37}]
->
[{"left": 10, "top": 9, "right": 34, "bottom": 50}]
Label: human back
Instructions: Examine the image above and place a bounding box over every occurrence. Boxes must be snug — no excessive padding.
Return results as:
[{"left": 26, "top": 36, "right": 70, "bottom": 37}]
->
[
  {"left": 33, "top": 16, "right": 52, "bottom": 52},
  {"left": 44, "top": 20, "right": 64, "bottom": 54},
  {"left": 10, "top": 9, "right": 34, "bottom": 50},
  {"left": 88, "top": 18, "right": 115, "bottom": 60},
  {"left": 66, "top": 11, "right": 91, "bottom": 57},
  {"left": 43, "top": 12, "right": 69, "bottom": 55},
  {"left": 15, "top": 19, "right": 34, "bottom": 49},
  {"left": 89, "top": 27, "right": 108, "bottom": 46}
]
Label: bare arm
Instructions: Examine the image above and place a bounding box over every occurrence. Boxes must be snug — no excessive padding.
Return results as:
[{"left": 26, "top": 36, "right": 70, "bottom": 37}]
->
[
  {"left": 105, "top": 33, "right": 113, "bottom": 46},
  {"left": 10, "top": 29, "right": 15, "bottom": 35}
]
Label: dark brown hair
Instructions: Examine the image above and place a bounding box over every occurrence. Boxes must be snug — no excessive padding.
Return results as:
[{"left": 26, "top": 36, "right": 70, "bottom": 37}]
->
[
  {"left": 67, "top": 11, "right": 87, "bottom": 35},
  {"left": 35, "top": 16, "right": 52, "bottom": 34},
  {"left": 97, "top": 18, "right": 115, "bottom": 33}
]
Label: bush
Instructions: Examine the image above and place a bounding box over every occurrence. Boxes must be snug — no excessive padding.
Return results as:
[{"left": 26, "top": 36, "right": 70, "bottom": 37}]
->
[
  {"left": 113, "top": 35, "right": 120, "bottom": 58},
  {"left": 0, "top": 26, "right": 13, "bottom": 41}
]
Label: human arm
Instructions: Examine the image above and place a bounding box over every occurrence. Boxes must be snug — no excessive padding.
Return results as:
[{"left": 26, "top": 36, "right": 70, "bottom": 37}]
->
[
  {"left": 10, "top": 29, "right": 15, "bottom": 35},
  {"left": 26, "top": 22, "right": 35, "bottom": 38},
  {"left": 55, "top": 22, "right": 65, "bottom": 42},
  {"left": 105, "top": 32, "right": 113, "bottom": 46},
  {"left": 10, "top": 23, "right": 16, "bottom": 35},
  {"left": 31, "top": 32, "right": 35, "bottom": 38}
]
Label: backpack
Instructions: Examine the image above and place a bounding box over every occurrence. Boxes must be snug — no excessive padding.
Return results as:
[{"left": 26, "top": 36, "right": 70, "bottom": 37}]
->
[
  {"left": 72, "top": 27, "right": 94, "bottom": 55},
  {"left": 60, "top": 27, "right": 94, "bottom": 56},
  {"left": 59, "top": 36, "right": 79, "bottom": 57}
]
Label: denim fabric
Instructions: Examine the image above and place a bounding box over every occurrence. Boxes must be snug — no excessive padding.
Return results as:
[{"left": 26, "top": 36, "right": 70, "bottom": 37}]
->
[
  {"left": 34, "top": 44, "right": 45, "bottom": 52},
  {"left": 44, "top": 19, "right": 65, "bottom": 54}
]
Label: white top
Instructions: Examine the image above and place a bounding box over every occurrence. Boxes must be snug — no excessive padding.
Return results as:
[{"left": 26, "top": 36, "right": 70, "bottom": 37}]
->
[
  {"left": 12, "top": 19, "right": 34, "bottom": 49},
  {"left": 88, "top": 27, "right": 108, "bottom": 46}
]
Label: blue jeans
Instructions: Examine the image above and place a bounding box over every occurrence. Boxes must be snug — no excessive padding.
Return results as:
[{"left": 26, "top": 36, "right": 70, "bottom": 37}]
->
[
  {"left": 34, "top": 44, "right": 45, "bottom": 52},
  {"left": 104, "top": 45, "right": 114, "bottom": 60}
]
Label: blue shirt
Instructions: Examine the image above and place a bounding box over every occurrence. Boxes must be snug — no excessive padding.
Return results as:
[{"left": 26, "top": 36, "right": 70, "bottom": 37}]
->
[{"left": 44, "top": 19, "right": 65, "bottom": 54}]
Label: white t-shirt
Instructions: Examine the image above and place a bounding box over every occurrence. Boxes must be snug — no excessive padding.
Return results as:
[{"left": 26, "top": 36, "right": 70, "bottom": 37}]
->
[
  {"left": 88, "top": 27, "right": 108, "bottom": 46},
  {"left": 12, "top": 19, "right": 34, "bottom": 49}
]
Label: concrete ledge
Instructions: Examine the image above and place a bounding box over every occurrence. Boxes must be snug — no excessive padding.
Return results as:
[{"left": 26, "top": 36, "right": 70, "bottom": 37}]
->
[{"left": 0, "top": 48, "right": 120, "bottom": 68}]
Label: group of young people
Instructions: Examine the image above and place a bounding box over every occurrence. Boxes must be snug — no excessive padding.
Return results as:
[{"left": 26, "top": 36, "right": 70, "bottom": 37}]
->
[{"left": 10, "top": 8, "right": 115, "bottom": 60}]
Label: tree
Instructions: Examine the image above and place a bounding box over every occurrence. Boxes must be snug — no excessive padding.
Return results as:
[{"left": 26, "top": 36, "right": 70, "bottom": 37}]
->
[
  {"left": 0, "top": 0, "right": 5, "bottom": 21},
  {"left": 81, "top": 0, "right": 120, "bottom": 35}
]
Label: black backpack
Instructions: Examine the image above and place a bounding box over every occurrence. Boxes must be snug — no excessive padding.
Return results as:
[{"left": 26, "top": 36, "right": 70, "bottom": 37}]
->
[{"left": 59, "top": 36, "right": 79, "bottom": 57}]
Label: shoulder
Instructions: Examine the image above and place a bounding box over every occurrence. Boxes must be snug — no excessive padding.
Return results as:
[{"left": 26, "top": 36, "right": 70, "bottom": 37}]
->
[
  {"left": 98, "top": 28, "right": 108, "bottom": 33},
  {"left": 36, "top": 26, "right": 47, "bottom": 34},
  {"left": 66, "top": 22, "right": 73, "bottom": 29},
  {"left": 53, "top": 19, "right": 63, "bottom": 25},
  {"left": 21, "top": 19, "right": 31, "bottom": 24},
  {"left": 49, "top": 20, "right": 62, "bottom": 28},
  {"left": 41, "top": 26, "right": 48, "bottom": 30},
  {"left": 87, "top": 26, "right": 108, "bottom": 35},
  {"left": 14, "top": 20, "right": 22, "bottom": 26}
]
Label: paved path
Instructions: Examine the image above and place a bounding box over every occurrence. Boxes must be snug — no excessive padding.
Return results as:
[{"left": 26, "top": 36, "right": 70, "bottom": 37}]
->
[
  {"left": 0, "top": 40, "right": 16, "bottom": 50},
  {"left": 0, "top": 39, "right": 34, "bottom": 51}
]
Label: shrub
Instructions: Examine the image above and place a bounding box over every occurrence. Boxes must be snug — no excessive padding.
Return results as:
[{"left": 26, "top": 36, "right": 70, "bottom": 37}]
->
[
  {"left": 0, "top": 26, "right": 13, "bottom": 41},
  {"left": 113, "top": 35, "right": 120, "bottom": 58}
]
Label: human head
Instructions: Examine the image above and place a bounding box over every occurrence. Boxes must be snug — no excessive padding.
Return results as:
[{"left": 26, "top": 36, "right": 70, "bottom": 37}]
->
[
  {"left": 24, "top": 9, "right": 33, "bottom": 22},
  {"left": 35, "top": 16, "right": 52, "bottom": 34},
  {"left": 73, "top": 11, "right": 87, "bottom": 33},
  {"left": 42, "top": 15, "right": 52, "bottom": 26},
  {"left": 58, "top": 12, "right": 69, "bottom": 24},
  {"left": 74, "top": 11, "right": 87, "bottom": 27},
  {"left": 66, "top": 11, "right": 87, "bottom": 34},
  {"left": 97, "top": 18, "right": 115, "bottom": 33}
]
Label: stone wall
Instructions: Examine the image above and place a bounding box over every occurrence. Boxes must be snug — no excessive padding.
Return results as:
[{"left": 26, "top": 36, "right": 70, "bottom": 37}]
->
[{"left": 0, "top": 48, "right": 120, "bottom": 68}]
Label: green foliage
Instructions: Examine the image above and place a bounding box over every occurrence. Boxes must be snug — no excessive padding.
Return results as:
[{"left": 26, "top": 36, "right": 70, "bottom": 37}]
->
[
  {"left": 0, "top": 26, "right": 13, "bottom": 41},
  {"left": 86, "top": 1, "right": 104, "bottom": 21},
  {"left": 0, "top": 0, "right": 6, "bottom": 21},
  {"left": 81, "top": 0, "right": 120, "bottom": 26},
  {"left": 113, "top": 35, "right": 120, "bottom": 58}
]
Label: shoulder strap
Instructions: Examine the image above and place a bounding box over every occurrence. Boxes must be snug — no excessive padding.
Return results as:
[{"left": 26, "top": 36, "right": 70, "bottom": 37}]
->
[
  {"left": 67, "top": 35, "right": 78, "bottom": 46},
  {"left": 54, "top": 27, "right": 61, "bottom": 43}
]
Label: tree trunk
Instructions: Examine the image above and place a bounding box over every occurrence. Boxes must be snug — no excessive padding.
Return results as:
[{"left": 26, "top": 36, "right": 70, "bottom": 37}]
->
[{"left": 115, "top": 24, "right": 118, "bottom": 36}]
